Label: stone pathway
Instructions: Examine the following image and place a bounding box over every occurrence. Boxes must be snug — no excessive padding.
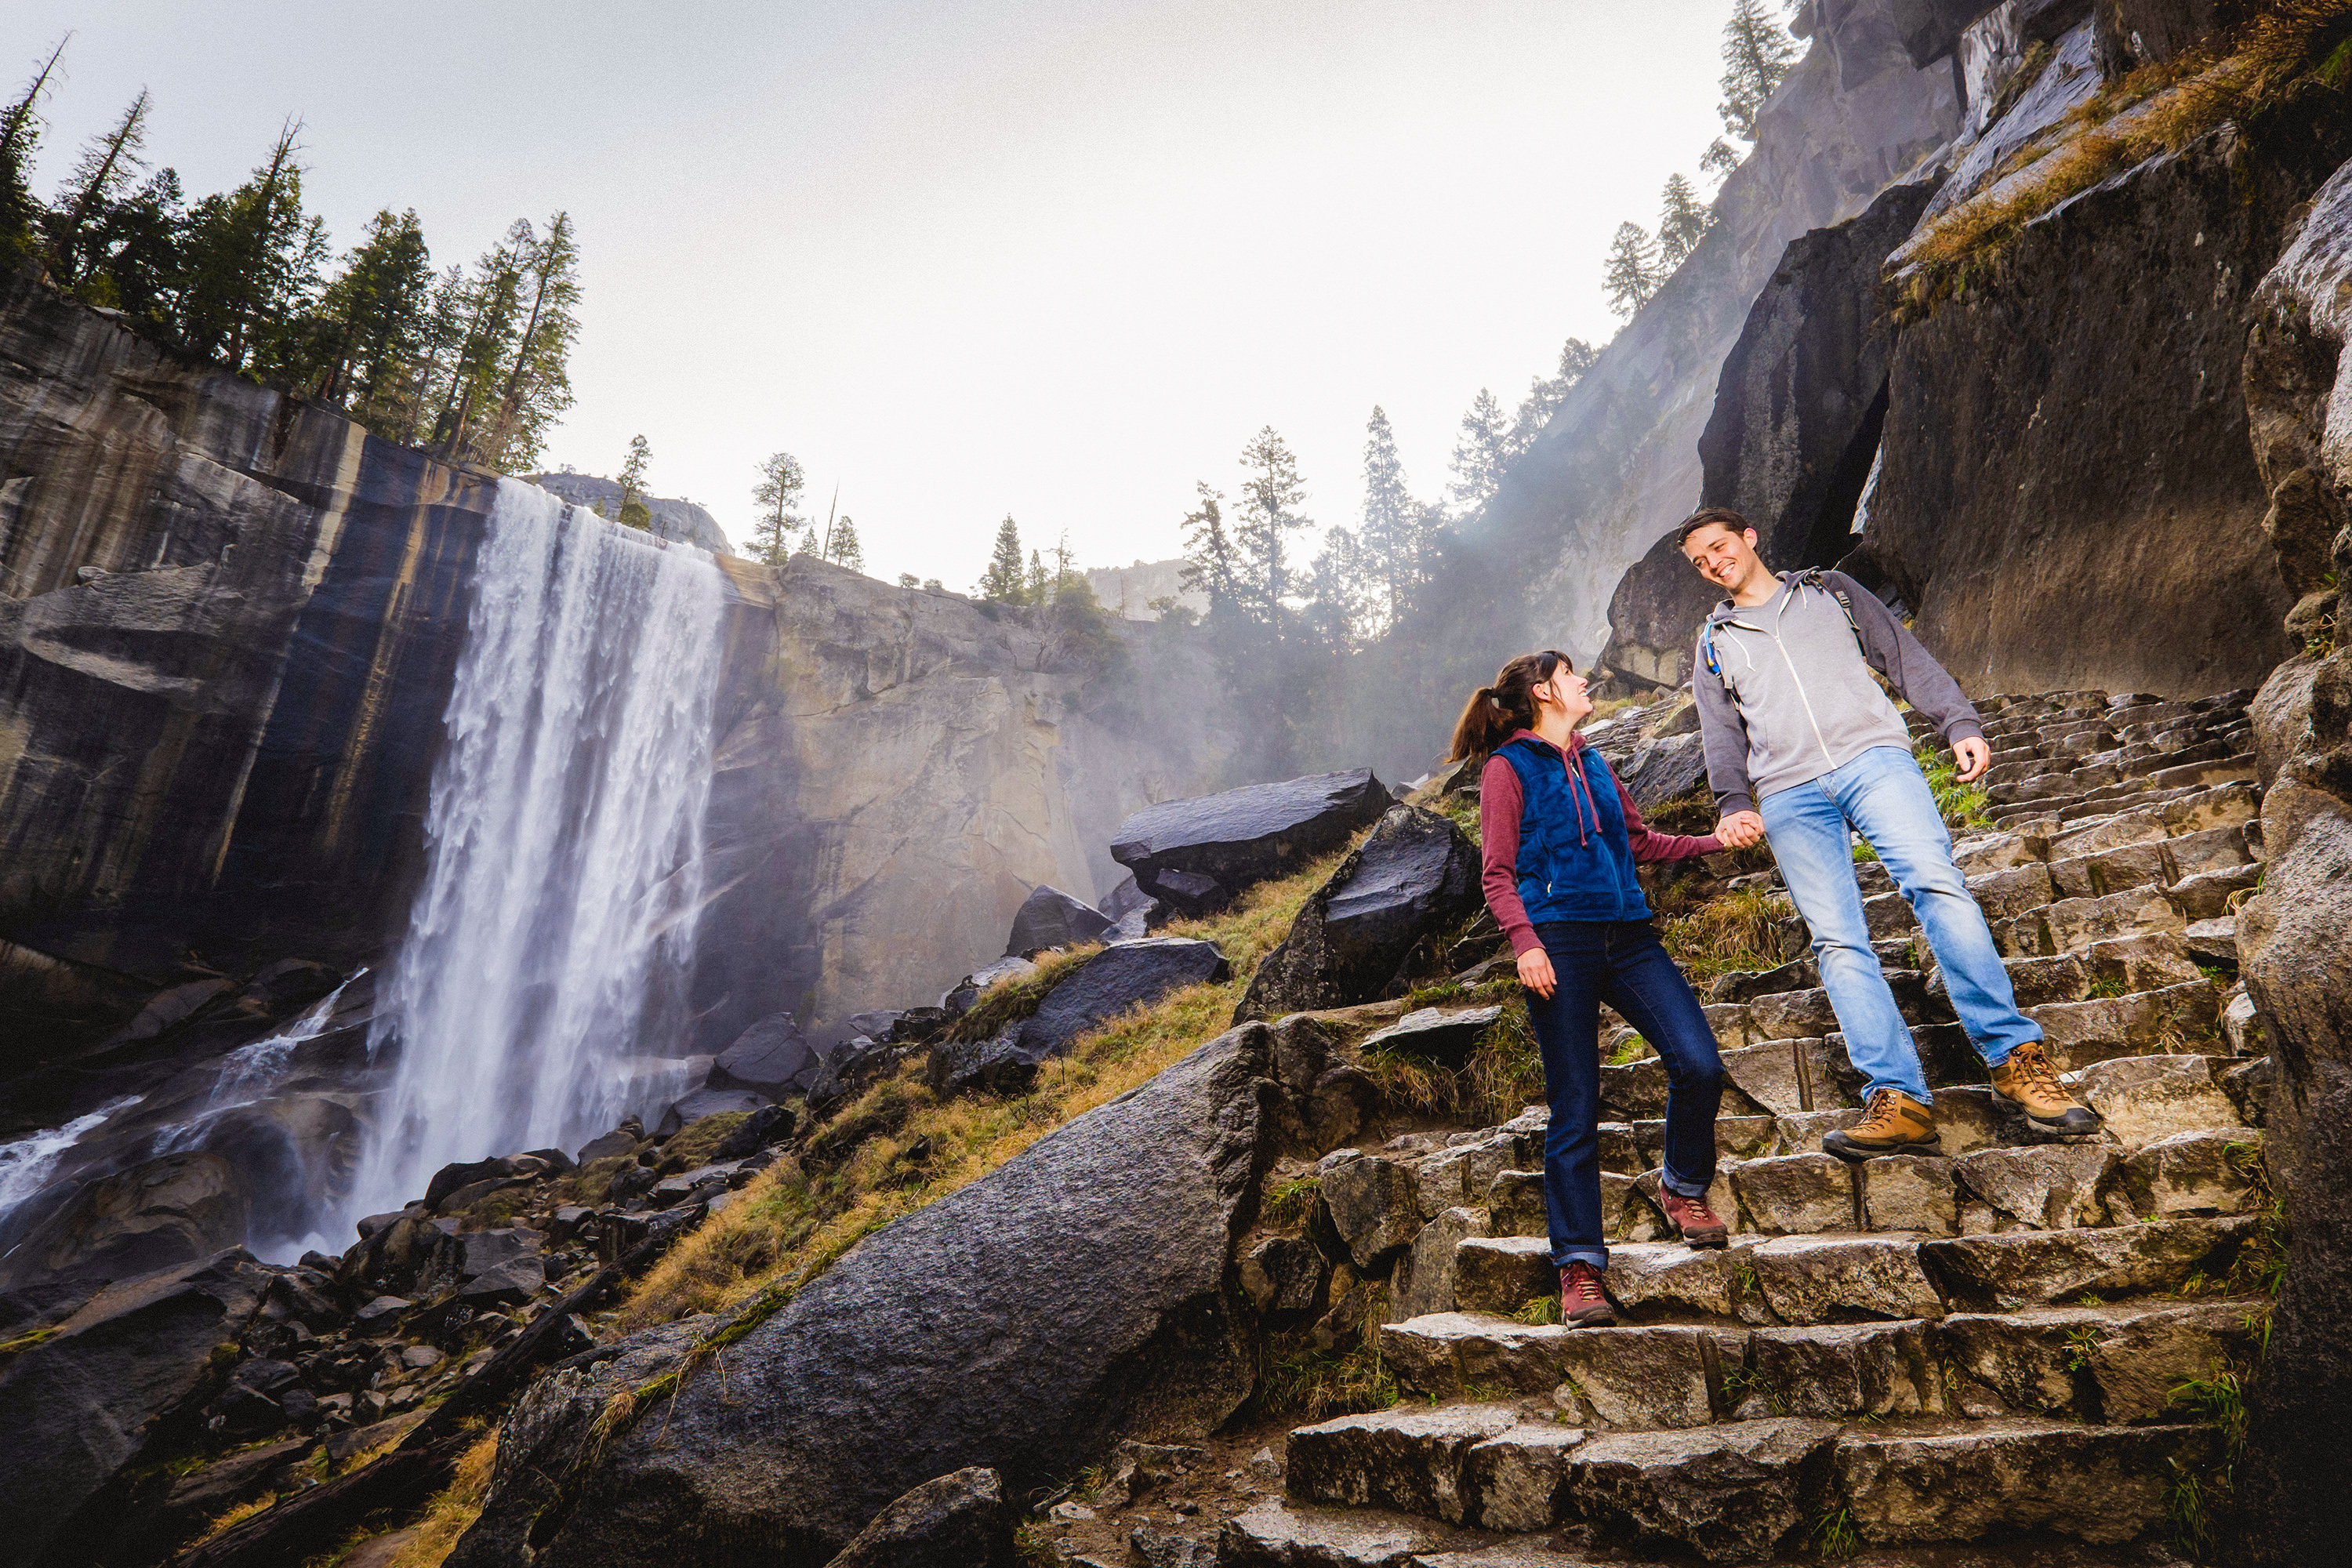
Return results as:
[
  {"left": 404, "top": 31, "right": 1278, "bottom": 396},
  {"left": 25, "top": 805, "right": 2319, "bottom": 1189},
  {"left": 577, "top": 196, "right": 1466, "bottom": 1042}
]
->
[{"left": 1221, "top": 691, "right": 2264, "bottom": 1567}]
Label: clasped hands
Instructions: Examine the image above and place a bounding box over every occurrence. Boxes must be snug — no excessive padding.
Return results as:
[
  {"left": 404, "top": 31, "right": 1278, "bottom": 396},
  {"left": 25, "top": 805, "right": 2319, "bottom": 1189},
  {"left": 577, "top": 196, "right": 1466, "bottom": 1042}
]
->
[{"left": 1711, "top": 737, "right": 1987, "bottom": 852}]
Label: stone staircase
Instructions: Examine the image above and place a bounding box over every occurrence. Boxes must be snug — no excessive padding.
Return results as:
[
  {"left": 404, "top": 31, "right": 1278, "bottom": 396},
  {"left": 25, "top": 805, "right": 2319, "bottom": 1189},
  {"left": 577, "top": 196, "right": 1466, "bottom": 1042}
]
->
[{"left": 1223, "top": 691, "right": 2269, "bottom": 1567}]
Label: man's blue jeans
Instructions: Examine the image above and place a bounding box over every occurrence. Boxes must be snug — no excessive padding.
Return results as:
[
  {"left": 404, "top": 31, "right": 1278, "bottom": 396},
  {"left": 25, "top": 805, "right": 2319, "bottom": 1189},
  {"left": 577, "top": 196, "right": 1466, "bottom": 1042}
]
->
[
  {"left": 1525, "top": 920, "right": 1723, "bottom": 1270},
  {"left": 1757, "top": 745, "right": 2041, "bottom": 1105}
]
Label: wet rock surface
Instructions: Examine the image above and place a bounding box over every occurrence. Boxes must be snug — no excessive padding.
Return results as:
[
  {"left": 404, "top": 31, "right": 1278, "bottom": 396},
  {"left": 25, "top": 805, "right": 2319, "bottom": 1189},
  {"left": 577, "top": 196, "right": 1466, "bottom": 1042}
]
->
[
  {"left": 1238, "top": 806, "right": 1480, "bottom": 1021},
  {"left": 1110, "top": 771, "right": 1394, "bottom": 916},
  {"left": 474, "top": 1024, "right": 1285, "bottom": 1566}
]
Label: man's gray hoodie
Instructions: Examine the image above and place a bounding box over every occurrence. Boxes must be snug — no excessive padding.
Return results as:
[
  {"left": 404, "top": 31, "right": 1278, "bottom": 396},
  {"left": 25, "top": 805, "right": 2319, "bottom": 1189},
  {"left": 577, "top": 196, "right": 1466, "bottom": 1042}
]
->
[{"left": 1693, "top": 568, "right": 1985, "bottom": 815}]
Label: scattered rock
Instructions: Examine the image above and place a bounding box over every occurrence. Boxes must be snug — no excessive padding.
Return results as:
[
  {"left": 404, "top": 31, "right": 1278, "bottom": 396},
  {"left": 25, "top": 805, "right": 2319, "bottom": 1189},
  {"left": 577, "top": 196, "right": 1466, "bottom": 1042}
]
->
[
  {"left": 653, "top": 1088, "right": 771, "bottom": 1139},
  {"left": 940, "top": 956, "right": 1038, "bottom": 1018},
  {"left": 479, "top": 1024, "right": 1283, "bottom": 1563},
  {"left": 1356, "top": 1007, "right": 1503, "bottom": 1066},
  {"left": 930, "top": 939, "right": 1229, "bottom": 1097},
  {"left": 822, "top": 1466, "right": 1014, "bottom": 1568},
  {"left": 1004, "top": 885, "right": 1115, "bottom": 956},
  {"left": 1110, "top": 770, "right": 1393, "bottom": 916},
  {"left": 708, "top": 1014, "right": 819, "bottom": 1098},
  {"left": 1236, "top": 806, "right": 1479, "bottom": 1021}
]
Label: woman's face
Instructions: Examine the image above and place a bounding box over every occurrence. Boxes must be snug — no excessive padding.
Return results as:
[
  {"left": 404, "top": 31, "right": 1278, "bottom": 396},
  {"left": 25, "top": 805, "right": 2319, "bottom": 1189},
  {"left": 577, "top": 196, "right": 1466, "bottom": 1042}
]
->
[{"left": 1535, "top": 663, "right": 1594, "bottom": 724}]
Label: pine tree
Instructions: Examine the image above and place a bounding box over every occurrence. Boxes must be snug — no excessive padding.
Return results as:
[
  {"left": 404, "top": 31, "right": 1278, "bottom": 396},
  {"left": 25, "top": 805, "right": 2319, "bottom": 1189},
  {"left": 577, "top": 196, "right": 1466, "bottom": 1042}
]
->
[
  {"left": 311, "top": 209, "right": 432, "bottom": 434},
  {"left": 1448, "top": 390, "right": 1512, "bottom": 512},
  {"left": 1025, "top": 548, "right": 1050, "bottom": 604},
  {"left": 1359, "top": 405, "right": 1425, "bottom": 632},
  {"left": 1718, "top": 0, "right": 1798, "bottom": 144},
  {"left": 978, "top": 515, "right": 1026, "bottom": 601},
  {"left": 1657, "top": 172, "right": 1711, "bottom": 267},
  {"left": 0, "top": 38, "right": 66, "bottom": 273},
  {"left": 71, "top": 166, "right": 180, "bottom": 322},
  {"left": 1700, "top": 137, "right": 1741, "bottom": 182},
  {"left": 424, "top": 223, "right": 528, "bottom": 460},
  {"left": 1504, "top": 339, "right": 1599, "bottom": 460},
  {"left": 476, "top": 211, "right": 580, "bottom": 473},
  {"left": 1233, "top": 426, "right": 1310, "bottom": 615},
  {"left": 1603, "top": 222, "right": 1664, "bottom": 318},
  {"left": 1178, "top": 485, "right": 1237, "bottom": 616},
  {"left": 175, "top": 121, "right": 328, "bottom": 373},
  {"left": 796, "top": 521, "right": 820, "bottom": 557},
  {"left": 44, "top": 89, "right": 148, "bottom": 287},
  {"left": 828, "top": 514, "right": 865, "bottom": 574},
  {"left": 615, "top": 434, "right": 652, "bottom": 530},
  {"left": 750, "top": 452, "right": 805, "bottom": 567}
]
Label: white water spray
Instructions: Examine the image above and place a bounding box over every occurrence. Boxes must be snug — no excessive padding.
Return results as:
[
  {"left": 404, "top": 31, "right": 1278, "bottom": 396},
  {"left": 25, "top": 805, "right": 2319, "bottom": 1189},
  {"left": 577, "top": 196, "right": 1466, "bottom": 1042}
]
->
[
  {"left": 347, "top": 479, "right": 727, "bottom": 1220},
  {"left": 149, "top": 974, "right": 361, "bottom": 1156},
  {"left": 0, "top": 1097, "right": 142, "bottom": 1221}
]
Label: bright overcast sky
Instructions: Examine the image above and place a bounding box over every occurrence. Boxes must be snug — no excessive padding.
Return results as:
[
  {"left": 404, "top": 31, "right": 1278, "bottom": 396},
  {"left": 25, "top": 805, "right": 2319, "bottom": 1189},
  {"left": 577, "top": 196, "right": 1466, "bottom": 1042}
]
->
[{"left": 23, "top": 1, "right": 1740, "bottom": 584}]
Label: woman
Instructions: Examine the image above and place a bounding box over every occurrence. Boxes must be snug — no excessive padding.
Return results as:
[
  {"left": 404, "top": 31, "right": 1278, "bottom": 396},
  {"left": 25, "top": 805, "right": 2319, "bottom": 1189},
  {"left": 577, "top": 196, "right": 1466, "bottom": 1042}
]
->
[{"left": 1451, "top": 650, "right": 1731, "bottom": 1327}]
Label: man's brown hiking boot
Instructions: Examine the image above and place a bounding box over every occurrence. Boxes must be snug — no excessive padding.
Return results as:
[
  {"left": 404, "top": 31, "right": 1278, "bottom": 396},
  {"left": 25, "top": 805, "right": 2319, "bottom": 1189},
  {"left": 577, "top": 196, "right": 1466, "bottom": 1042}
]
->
[
  {"left": 1660, "top": 1188, "right": 1729, "bottom": 1249},
  {"left": 1991, "top": 1040, "right": 2103, "bottom": 1134},
  {"left": 1559, "top": 1261, "right": 1616, "bottom": 1327},
  {"left": 1822, "top": 1087, "right": 1940, "bottom": 1163}
]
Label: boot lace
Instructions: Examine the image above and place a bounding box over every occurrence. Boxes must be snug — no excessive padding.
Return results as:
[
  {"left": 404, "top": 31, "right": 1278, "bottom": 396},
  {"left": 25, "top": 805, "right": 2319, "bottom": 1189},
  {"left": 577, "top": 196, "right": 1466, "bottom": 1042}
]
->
[
  {"left": 1856, "top": 1087, "right": 1901, "bottom": 1134},
  {"left": 2006, "top": 1041, "right": 2064, "bottom": 1098},
  {"left": 1562, "top": 1261, "right": 1605, "bottom": 1308},
  {"left": 1669, "top": 1189, "right": 1724, "bottom": 1228}
]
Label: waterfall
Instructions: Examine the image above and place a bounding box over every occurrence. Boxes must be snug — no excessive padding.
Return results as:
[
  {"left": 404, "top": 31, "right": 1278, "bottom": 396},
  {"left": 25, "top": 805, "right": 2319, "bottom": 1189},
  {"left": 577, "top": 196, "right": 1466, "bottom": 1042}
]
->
[{"left": 347, "top": 478, "right": 728, "bottom": 1221}]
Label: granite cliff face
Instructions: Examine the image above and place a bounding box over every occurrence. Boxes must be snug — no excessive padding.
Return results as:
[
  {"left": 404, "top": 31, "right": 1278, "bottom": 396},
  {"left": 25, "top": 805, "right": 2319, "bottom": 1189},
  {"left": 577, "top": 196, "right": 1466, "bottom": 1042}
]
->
[
  {"left": 692, "top": 555, "right": 1229, "bottom": 1049},
  {"left": 1464, "top": 0, "right": 1964, "bottom": 670},
  {"left": 0, "top": 268, "right": 493, "bottom": 1067},
  {"left": 0, "top": 274, "right": 1227, "bottom": 1091}
]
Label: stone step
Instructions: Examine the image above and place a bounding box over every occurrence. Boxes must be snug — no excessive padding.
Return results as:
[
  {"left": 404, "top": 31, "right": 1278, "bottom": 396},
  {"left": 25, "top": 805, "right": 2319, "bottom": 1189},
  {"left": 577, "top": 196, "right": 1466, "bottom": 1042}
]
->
[
  {"left": 1281, "top": 1405, "right": 2212, "bottom": 1558},
  {"left": 1383, "top": 1295, "right": 2263, "bottom": 1428},
  {"left": 1450, "top": 1215, "right": 2256, "bottom": 1325}
]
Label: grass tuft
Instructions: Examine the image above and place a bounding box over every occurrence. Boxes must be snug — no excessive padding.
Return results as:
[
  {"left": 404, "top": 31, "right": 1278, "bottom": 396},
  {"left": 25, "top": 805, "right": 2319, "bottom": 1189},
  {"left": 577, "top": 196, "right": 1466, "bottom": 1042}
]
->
[{"left": 1661, "top": 887, "right": 1791, "bottom": 978}]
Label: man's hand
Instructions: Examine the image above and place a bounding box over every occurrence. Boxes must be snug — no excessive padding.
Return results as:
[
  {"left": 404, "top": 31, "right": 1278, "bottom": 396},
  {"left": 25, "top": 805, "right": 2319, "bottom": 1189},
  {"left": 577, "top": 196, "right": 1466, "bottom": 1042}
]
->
[
  {"left": 1952, "top": 735, "right": 1990, "bottom": 783},
  {"left": 1715, "top": 810, "right": 1766, "bottom": 849},
  {"left": 1516, "top": 946, "right": 1556, "bottom": 1000}
]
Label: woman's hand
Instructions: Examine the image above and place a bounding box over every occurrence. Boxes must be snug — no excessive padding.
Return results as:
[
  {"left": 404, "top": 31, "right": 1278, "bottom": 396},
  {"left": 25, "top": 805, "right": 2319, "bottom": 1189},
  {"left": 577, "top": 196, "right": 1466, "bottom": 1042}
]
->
[{"left": 1516, "top": 945, "right": 1556, "bottom": 1000}]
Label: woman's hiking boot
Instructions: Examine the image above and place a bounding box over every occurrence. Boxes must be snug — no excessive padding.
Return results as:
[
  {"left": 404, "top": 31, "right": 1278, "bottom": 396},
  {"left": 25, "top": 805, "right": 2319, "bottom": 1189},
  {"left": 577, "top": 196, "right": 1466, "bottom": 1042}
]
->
[
  {"left": 1823, "top": 1087, "right": 1939, "bottom": 1162},
  {"left": 1660, "top": 1188, "right": 1729, "bottom": 1248},
  {"left": 1559, "top": 1261, "right": 1616, "bottom": 1327},
  {"left": 1990, "top": 1040, "right": 2104, "bottom": 1134}
]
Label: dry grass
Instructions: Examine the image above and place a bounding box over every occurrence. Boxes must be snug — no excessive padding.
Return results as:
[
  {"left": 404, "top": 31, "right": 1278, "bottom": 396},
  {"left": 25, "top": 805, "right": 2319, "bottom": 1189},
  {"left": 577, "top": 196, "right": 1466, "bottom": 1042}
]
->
[
  {"left": 614, "top": 840, "right": 1352, "bottom": 1329},
  {"left": 1661, "top": 887, "right": 1793, "bottom": 979},
  {"left": 1899, "top": 1, "right": 2352, "bottom": 315},
  {"left": 1359, "top": 1000, "right": 1544, "bottom": 1128},
  {"left": 379, "top": 1435, "right": 500, "bottom": 1568}
]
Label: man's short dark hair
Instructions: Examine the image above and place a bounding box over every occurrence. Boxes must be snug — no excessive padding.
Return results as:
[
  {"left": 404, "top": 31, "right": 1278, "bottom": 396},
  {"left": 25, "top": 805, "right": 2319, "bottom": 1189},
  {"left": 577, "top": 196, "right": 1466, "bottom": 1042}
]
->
[{"left": 1675, "top": 507, "right": 1751, "bottom": 550}]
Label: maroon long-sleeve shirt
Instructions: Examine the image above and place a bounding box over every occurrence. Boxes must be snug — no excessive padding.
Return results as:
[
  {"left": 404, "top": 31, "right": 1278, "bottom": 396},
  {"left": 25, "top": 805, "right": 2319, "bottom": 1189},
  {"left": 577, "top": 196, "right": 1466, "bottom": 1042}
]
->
[{"left": 1479, "top": 729, "right": 1723, "bottom": 956}]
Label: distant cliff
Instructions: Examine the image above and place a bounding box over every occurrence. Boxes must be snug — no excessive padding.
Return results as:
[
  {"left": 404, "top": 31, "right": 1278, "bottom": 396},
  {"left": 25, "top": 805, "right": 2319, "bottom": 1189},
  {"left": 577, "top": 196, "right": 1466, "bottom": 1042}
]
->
[
  {"left": 522, "top": 470, "right": 732, "bottom": 554},
  {"left": 0, "top": 274, "right": 1229, "bottom": 1087}
]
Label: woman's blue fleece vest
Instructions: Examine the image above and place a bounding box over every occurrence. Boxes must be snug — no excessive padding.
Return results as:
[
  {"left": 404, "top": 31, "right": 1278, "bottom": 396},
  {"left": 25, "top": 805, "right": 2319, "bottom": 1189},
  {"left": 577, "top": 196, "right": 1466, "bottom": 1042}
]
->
[{"left": 1497, "top": 735, "right": 1653, "bottom": 924}]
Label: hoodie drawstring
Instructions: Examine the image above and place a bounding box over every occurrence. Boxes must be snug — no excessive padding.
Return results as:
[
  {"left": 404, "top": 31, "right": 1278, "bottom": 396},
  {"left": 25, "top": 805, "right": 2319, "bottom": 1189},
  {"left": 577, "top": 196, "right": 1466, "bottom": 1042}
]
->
[{"left": 1563, "top": 741, "right": 1598, "bottom": 848}]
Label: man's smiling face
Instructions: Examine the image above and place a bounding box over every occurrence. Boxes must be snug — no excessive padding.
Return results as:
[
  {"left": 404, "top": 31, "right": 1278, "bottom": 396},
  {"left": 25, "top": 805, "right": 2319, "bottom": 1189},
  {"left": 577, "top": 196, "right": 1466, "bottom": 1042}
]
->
[{"left": 1681, "top": 521, "right": 1758, "bottom": 591}]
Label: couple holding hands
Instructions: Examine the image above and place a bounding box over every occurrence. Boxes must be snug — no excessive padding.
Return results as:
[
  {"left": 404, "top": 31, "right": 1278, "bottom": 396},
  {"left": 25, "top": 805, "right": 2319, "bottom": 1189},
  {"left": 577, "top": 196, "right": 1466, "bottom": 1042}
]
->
[{"left": 1453, "top": 507, "right": 2097, "bottom": 1327}]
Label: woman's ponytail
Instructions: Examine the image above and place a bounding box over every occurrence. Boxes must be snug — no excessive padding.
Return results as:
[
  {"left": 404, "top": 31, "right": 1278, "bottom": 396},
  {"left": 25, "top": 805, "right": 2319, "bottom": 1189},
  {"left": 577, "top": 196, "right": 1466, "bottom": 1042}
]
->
[{"left": 1446, "top": 652, "right": 1572, "bottom": 764}]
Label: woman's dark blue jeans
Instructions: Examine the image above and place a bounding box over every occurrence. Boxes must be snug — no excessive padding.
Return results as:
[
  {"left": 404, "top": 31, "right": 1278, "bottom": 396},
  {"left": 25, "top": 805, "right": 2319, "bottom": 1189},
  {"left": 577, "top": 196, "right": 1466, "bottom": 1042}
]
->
[{"left": 1526, "top": 920, "right": 1723, "bottom": 1270}]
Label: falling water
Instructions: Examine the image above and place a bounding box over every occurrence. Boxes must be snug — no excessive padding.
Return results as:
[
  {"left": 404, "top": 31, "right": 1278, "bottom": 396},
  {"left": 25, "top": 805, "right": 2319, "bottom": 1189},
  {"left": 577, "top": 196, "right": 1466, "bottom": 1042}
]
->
[
  {"left": 148, "top": 973, "right": 361, "bottom": 1156},
  {"left": 0, "top": 1097, "right": 143, "bottom": 1221},
  {"left": 347, "top": 479, "right": 727, "bottom": 1221}
]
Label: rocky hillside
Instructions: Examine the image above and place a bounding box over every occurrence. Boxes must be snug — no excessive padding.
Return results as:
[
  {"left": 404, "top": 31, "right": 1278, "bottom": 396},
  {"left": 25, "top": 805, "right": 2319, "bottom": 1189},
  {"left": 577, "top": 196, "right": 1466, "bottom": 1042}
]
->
[{"left": 13, "top": 680, "right": 2294, "bottom": 1568}]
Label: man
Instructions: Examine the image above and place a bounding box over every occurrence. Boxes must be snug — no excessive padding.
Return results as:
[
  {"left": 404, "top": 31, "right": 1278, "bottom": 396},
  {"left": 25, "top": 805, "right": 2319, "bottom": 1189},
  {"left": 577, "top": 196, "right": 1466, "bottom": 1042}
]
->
[{"left": 1676, "top": 508, "right": 2098, "bottom": 1158}]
